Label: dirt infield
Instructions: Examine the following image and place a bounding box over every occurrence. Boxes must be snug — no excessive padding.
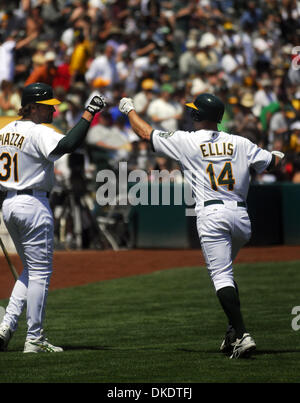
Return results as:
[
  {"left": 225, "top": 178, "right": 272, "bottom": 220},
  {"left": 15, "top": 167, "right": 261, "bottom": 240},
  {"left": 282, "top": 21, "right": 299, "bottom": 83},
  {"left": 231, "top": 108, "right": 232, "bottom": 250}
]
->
[{"left": 0, "top": 246, "right": 300, "bottom": 299}]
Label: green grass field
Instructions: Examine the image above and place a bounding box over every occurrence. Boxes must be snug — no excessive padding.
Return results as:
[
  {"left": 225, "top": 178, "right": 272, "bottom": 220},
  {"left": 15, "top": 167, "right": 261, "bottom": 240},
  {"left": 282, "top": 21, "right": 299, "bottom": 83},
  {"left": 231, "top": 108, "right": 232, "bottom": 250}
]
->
[{"left": 0, "top": 260, "right": 300, "bottom": 384}]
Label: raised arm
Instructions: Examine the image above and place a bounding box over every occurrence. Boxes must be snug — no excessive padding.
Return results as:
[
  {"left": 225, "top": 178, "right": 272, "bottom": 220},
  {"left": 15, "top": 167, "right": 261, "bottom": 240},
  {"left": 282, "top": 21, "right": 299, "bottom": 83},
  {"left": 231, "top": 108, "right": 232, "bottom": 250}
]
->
[
  {"left": 267, "top": 150, "right": 285, "bottom": 171},
  {"left": 51, "top": 95, "right": 106, "bottom": 156},
  {"left": 119, "top": 97, "right": 153, "bottom": 141}
]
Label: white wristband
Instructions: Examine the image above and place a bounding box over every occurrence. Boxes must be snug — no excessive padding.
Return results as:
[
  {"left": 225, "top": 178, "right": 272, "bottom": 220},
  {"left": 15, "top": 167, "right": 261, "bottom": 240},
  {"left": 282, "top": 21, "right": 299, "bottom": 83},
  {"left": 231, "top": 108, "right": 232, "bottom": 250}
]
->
[{"left": 271, "top": 151, "right": 285, "bottom": 159}]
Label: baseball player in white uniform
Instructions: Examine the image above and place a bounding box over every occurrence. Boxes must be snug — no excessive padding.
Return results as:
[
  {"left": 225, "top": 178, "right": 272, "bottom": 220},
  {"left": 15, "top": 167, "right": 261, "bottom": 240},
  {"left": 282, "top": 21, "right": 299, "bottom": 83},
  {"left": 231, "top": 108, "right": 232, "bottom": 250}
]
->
[
  {"left": 0, "top": 82, "right": 106, "bottom": 353},
  {"left": 118, "top": 93, "right": 284, "bottom": 358}
]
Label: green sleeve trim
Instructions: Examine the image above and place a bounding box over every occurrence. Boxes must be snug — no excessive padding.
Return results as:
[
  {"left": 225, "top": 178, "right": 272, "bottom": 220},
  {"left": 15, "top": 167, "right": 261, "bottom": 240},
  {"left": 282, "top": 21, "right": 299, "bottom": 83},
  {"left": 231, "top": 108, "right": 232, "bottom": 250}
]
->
[
  {"left": 150, "top": 130, "right": 155, "bottom": 152},
  {"left": 50, "top": 118, "right": 91, "bottom": 156},
  {"left": 266, "top": 154, "right": 276, "bottom": 171}
]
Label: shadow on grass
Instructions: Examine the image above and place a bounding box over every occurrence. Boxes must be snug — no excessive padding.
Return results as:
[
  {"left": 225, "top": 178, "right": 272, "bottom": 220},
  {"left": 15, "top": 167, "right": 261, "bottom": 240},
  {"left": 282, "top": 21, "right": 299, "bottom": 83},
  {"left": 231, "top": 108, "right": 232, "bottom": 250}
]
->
[
  {"left": 254, "top": 349, "right": 300, "bottom": 355},
  {"left": 62, "top": 345, "right": 113, "bottom": 351},
  {"left": 7, "top": 345, "right": 300, "bottom": 356},
  {"left": 177, "top": 347, "right": 300, "bottom": 355}
]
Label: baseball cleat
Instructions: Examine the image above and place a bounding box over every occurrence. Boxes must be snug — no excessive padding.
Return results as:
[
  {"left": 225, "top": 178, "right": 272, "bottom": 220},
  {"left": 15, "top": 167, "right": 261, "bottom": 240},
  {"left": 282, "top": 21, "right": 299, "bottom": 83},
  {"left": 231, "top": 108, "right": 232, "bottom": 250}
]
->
[
  {"left": 220, "top": 325, "right": 236, "bottom": 354},
  {"left": 0, "top": 323, "right": 13, "bottom": 352},
  {"left": 24, "top": 334, "right": 63, "bottom": 353},
  {"left": 230, "top": 333, "right": 256, "bottom": 359}
]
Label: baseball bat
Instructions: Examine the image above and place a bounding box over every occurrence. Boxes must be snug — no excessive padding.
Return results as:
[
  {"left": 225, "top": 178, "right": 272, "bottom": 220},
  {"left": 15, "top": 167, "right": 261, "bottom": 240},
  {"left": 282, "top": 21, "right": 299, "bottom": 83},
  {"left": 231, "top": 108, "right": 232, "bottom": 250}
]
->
[{"left": 0, "top": 237, "right": 19, "bottom": 281}]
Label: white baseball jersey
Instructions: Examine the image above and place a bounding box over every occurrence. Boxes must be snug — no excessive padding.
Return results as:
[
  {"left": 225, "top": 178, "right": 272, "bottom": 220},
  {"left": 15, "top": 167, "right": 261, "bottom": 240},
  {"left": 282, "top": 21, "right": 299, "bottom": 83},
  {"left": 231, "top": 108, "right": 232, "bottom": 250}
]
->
[
  {"left": 151, "top": 129, "right": 272, "bottom": 214},
  {"left": 0, "top": 120, "right": 65, "bottom": 192}
]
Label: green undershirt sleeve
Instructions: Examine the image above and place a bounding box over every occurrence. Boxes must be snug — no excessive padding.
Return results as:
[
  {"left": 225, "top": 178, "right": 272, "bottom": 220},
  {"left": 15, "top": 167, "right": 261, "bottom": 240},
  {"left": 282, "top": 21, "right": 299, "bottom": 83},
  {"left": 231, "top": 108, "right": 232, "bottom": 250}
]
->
[
  {"left": 266, "top": 154, "right": 276, "bottom": 171},
  {"left": 150, "top": 130, "right": 155, "bottom": 152},
  {"left": 50, "top": 118, "right": 91, "bottom": 156}
]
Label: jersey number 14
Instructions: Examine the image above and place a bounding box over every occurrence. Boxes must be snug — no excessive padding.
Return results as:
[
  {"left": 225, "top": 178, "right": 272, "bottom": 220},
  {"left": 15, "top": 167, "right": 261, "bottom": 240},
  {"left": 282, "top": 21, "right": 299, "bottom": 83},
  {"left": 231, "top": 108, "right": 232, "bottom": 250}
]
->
[
  {"left": 206, "top": 161, "right": 235, "bottom": 191},
  {"left": 0, "top": 152, "right": 19, "bottom": 182}
]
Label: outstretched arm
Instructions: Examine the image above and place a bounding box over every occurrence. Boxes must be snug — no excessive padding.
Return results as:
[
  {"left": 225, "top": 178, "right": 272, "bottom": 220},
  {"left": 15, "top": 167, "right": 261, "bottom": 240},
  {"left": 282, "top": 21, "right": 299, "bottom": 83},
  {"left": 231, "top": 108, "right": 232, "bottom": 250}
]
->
[
  {"left": 51, "top": 95, "right": 106, "bottom": 156},
  {"left": 119, "top": 97, "right": 153, "bottom": 141},
  {"left": 267, "top": 150, "right": 285, "bottom": 171}
]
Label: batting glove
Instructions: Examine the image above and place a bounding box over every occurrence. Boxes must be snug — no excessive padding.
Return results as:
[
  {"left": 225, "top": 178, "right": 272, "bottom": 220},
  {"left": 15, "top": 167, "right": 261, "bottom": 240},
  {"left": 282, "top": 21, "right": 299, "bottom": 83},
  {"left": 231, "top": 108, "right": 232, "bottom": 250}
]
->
[
  {"left": 271, "top": 150, "right": 285, "bottom": 159},
  {"left": 119, "top": 97, "right": 135, "bottom": 115},
  {"left": 85, "top": 95, "right": 106, "bottom": 115}
]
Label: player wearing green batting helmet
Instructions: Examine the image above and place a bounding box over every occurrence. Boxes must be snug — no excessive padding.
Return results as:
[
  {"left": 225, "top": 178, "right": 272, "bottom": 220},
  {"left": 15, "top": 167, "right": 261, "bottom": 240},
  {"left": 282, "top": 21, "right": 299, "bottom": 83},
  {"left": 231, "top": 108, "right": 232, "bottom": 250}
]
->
[
  {"left": 185, "top": 93, "right": 225, "bottom": 123},
  {"left": 21, "top": 82, "right": 61, "bottom": 107}
]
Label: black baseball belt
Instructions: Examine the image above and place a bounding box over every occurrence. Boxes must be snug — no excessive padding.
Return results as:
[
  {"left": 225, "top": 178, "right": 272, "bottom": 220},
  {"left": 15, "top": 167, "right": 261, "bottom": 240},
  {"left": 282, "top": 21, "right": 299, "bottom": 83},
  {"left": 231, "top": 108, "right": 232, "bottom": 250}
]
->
[
  {"left": 204, "top": 199, "right": 247, "bottom": 208},
  {"left": 3, "top": 189, "right": 50, "bottom": 198}
]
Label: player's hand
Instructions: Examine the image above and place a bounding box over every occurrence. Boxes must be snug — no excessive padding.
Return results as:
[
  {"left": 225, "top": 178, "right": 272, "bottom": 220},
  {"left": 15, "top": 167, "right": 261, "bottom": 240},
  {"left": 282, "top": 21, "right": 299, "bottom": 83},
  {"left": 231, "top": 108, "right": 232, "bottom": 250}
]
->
[
  {"left": 85, "top": 95, "right": 106, "bottom": 115},
  {"left": 271, "top": 150, "right": 285, "bottom": 159},
  {"left": 119, "top": 97, "right": 135, "bottom": 115}
]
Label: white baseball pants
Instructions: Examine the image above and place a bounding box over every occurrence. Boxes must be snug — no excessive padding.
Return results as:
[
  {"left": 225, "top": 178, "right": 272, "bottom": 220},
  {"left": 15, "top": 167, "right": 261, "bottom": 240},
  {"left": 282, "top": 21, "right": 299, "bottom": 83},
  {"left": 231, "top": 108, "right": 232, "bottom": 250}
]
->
[
  {"left": 2, "top": 193, "right": 53, "bottom": 340},
  {"left": 197, "top": 201, "right": 251, "bottom": 292}
]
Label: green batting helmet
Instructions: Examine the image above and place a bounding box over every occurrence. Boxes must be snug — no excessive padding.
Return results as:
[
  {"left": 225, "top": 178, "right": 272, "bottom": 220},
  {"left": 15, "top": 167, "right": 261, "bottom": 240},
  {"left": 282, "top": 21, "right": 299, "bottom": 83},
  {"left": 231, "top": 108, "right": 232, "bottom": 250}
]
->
[
  {"left": 186, "top": 93, "right": 224, "bottom": 123},
  {"left": 21, "top": 82, "right": 61, "bottom": 107}
]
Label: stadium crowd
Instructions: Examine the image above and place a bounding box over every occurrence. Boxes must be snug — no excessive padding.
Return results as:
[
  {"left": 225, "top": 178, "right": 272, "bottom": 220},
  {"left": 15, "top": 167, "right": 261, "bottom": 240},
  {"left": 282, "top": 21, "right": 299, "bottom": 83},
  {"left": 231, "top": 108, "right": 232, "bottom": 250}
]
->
[{"left": 0, "top": 0, "right": 300, "bottom": 189}]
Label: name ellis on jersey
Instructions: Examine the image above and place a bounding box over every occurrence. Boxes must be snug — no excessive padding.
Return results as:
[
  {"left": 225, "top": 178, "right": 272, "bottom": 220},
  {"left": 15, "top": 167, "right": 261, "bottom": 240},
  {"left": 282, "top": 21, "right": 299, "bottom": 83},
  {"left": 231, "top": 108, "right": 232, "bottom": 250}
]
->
[
  {"left": 200, "top": 142, "right": 234, "bottom": 158},
  {"left": 0, "top": 133, "right": 25, "bottom": 149}
]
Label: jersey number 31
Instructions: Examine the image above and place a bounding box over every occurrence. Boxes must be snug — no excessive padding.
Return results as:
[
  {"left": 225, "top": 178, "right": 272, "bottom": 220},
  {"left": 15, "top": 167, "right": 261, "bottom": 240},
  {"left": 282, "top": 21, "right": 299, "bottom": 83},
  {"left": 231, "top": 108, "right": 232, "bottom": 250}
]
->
[
  {"left": 206, "top": 161, "right": 235, "bottom": 191},
  {"left": 0, "top": 152, "right": 19, "bottom": 182}
]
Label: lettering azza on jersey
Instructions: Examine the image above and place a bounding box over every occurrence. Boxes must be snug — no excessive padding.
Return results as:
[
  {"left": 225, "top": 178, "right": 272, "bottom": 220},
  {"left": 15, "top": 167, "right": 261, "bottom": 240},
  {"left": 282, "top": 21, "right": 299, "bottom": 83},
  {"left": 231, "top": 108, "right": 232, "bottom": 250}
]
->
[
  {"left": 200, "top": 142, "right": 234, "bottom": 158},
  {"left": 0, "top": 133, "right": 25, "bottom": 149}
]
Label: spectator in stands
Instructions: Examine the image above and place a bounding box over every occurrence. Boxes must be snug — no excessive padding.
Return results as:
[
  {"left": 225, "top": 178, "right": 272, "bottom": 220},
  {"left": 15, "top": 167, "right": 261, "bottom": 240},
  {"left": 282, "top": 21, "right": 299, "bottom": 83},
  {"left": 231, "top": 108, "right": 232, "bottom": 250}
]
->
[
  {"left": 85, "top": 43, "right": 119, "bottom": 90},
  {"left": 233, "top": 92, "right": 262, "bottom": 144},
  {"left": 147, "top": 83, "right": 183, "bottom": 132},
  {"left": 65, "top": 93, "right": 83, "bottom": 130},
  {"left": 52, "top": 52, "right": 72, "bottom": 92},
  {"left": 0, "top": 80, "right": 21, "bottom": 116},
  {"left": 279, "top": 0, "right": 300, "bottom": 42},
  {"left": 23, "top": 3, "right": 44, "bottom": 47},
  {"left": 133, "top": 78, "right": 157, "bottom": 121},
  {"left": 0, "top": 32, "right": 29, "bottom": 85},
  {"left": 221, "top": 45, "right": 245, "bottom": 87},
  {"left": 178, "top": 39, "right": 202, "bottom": 78},
  {"left": 253, "top": 28, "right": 273, "bottom": 75},
  {"left": 69, "top": 29, "right": 92, "bottom": 84},
  {"left": 25, "top": 50, "right": 57, "bottom": 86},
  {"left": 268, "top": 98, "right": 296, "bottom": 150},
  {"left": 127, "top": 140, "right": 155, "bottom": 172},
  {"left": 222, "top": 21, "right": 241, "bottom": 49},
  {"left": 240, "top": 0, "right": 263, "bottom": 30},
  {"left": 173, "top": 0, "right": 197, "bottom": 56},
  {"left": 196, "top": 33, "right": 219, "bottom": 73},
  {"left": 86, "top": 111, "right": 131, "bottom": 171},
  {"left": 241, "top": 23, "right": 255, "bottom": 69},
  {"left": 253, "top": 77, "right": 278, "bottom": 117},
  {"left": 0, "top": 0, "right": 299, "bottom": 187},
  {"left": 116, "top": 50, "right": 136, "bottom": 95},
  {"left": 0, "top": 34, "right": 17, "bottom": 86},
  {"left": 289, "top": 121, "right": 300, "bottom": 154}
]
